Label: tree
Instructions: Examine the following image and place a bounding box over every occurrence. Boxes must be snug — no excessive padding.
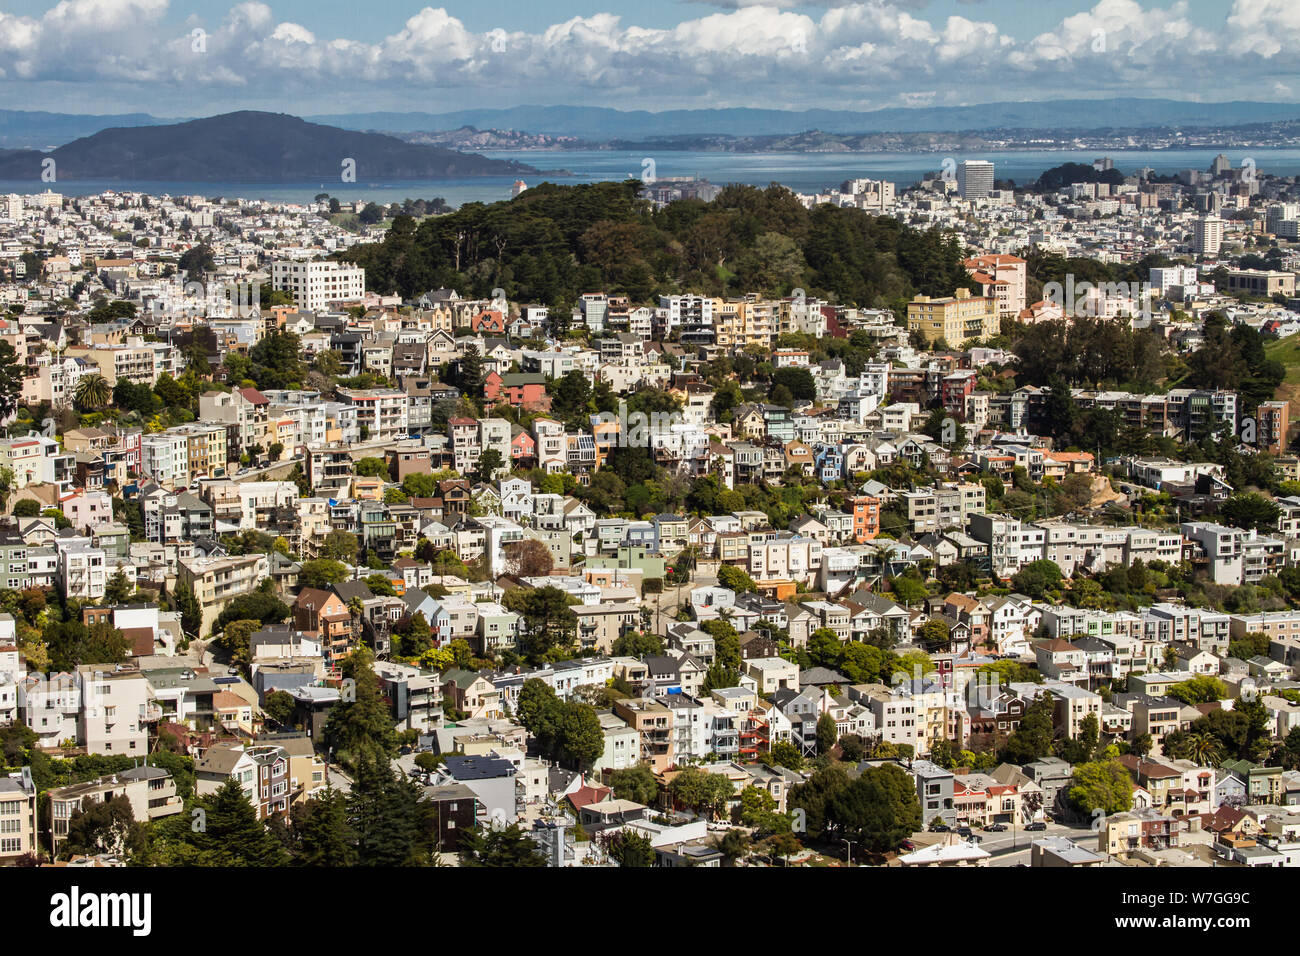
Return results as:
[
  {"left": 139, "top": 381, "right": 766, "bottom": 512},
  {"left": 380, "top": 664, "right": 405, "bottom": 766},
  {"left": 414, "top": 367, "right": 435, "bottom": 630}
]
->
[
  {"left": 542, "top": 701, "right": 604, "bottom": 769},
  {"left": 60, "top": 794, "right": 147, "bottom": 860},
  {"left": 829, "top": 763, "right": 923, "bottom": 853},
  {"left": 1002, "top": 693, "right": 1055, "bottom": 763},
  {"left": 74, "top": 373, "right": 112, "bottom": 411},
  {"left": 516, "top": 678, "right": 557, "bottom": 732},
  {"left": 505, "top": 586, "right": 578, "bottom": 662},
  {"left": 173, "top": 580, "right": 202, "bottom": 639},
  {"left": 711, "top": 828, "right": 751, "bottom": 866},
  {"left": 717, "top": 564, "right": 758, "bottom": 594},
  {"left": 0, "top": 720, "right": 37, "bottom": 765},
  {"left": 1185, "top": 731, "right": 1225, "bottom": 767},
  {"left": 916, "top": 618, "right": 951, "bottom": 651},
  {"left": 250, "top": 328, "right": 305, "bottom": 388},
  {"left": 551, "top": 370, "right": 592, "bottom": 424},
  {"left": 888, "top": 571, "right": 928, "bottom": 605},
  {"left": 1068, "top": 759, "right": 1134, "bottom": 816},
  {"left": 789, "top": 764, "right": 851, "bottom": 839},
  {"left": 668, "top": 766, "right": 734, "bottom": 819},
  {"left": 610, "top": 630, "right": 663, "bottom": 657},
  {"left": 476, "top": 449, "right": 505, "bottom": 483},
  {"left": 771, "top": 367, "right": 817, "bottom": 402},
  {"left": 0, "top": 341, "right": 23, "bottom": 421},
  {"left": 609, "top": 764, "right": 659, "bottom": 806},
  {"left": 325, "top": 649, "right": 398, "bottom": 769},
  {"left": 103, "top": 568, "right": 133, "bottom": 605},
  {"left": 767, "top": 740, "right": 804, "bottom": 771},
  {"left": 215, "top": 618, "right": 261, "bottom": 671},
  {"left": 1220, "top": 493, "right": 1281, "bottom": 533},
  {"left": 212, "top": 590, "right": 289, "bottom": 633},
  {"left": 1011, "top": 559, "right": 1065, "bottom": 599},
  {"left": 347, "top": 753, "right": 424, "bottom": 866},
  {"left": 609, "top": 829, "right": 655, "bottom": 867},
  {"left": 178, "top": 243, "right": 216, "bottom": 277},
  {"left": 459, "top": 823, "right": 548, "bottom": 866},
  {"left": 1167, "top": 675, "right": 1228, "bottom": 705},
  {"left": 151, "top": 778, "right": 289, "bottom": 866},
  {"left": 838, "top": 734, "right": 867, "bottom": 763},
  {"left": 263, "top": 690, "right": 296, "bottom": 726},
  {"left": 365, "top": 574, "right": 397, "bottom": 597},
  {"left": 320, "top": 531, "right": 360, "bottom": 564},
  {"left": 289, "top": 787, "right": 357, "bottom": 866},
  {"left": 354, "top": 457, "right": 390, "bottom": 478},
  {"left": 298, "top": 559, "right": 350, "bottom": 590},
  {"left": 503, "top": 539, "right": 554, "bottom": 578},
  {"left": 737, "top": 785, "right": 789, "bottom": 834},
  {"left": 816, "top": 713, "right": 838, "bottom": 755},
  {"left": 515, "top": 677, "right": 603, "bottom": 768}
]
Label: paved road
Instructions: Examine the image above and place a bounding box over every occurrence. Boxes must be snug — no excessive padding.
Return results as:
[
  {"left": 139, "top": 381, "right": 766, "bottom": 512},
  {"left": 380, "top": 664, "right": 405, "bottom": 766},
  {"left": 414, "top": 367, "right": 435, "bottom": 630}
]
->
[{"left": 913, "top": 821, "right": 1090, "bottom": 857}]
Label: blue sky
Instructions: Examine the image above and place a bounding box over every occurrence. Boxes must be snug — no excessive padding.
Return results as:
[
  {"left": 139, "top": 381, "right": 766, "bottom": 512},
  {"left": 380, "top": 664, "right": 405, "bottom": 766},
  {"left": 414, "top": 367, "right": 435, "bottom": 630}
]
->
[{"left": 0, "top": 0, "right": 1291, "bottom": 116}]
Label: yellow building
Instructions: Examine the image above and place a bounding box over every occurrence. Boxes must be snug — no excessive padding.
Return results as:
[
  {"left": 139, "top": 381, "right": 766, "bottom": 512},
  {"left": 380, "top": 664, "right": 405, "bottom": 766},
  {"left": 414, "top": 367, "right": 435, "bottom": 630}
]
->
[
  {"left": 172, "top": 423, "right": 228, "bottom": 479},
  {"left": 907, "top": 288, "right": 1000, "bottom": 347}
]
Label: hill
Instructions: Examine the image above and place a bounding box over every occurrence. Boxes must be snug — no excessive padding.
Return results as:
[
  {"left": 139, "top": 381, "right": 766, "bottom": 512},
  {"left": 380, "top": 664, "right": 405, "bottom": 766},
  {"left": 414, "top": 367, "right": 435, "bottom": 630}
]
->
[
  {"left": 0, "top": 111, "right": 539, "bottom": 182},
  {"left": 337, "top": 179, "right": 974, "bottom": 311}
]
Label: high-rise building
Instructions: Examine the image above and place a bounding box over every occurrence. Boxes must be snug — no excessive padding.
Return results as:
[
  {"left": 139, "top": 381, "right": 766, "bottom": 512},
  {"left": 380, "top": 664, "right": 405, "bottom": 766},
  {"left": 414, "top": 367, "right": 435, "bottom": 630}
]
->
[
  {"left": 957, "top": 160, "right": 994, "bottom": 200},
  {"left": 1266, "top": 203, "right": 1300, "bottom": 236},
  {"left": 1192, "top": 216, "right": 1224, "bottom": 256}
]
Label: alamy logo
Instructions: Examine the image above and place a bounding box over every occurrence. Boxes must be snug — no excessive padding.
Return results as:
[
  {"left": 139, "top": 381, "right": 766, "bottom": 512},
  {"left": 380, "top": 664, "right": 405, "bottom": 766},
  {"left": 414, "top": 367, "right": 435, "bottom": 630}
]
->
[
  {"left": 1042, "top": 274, "right": 1154, "bottom": 321},
  {"left": 591, "top": 399, "right": 685, "bottom": 449},
  {"left": 49, "top": 887, "right": 152, "bottom": 936}
]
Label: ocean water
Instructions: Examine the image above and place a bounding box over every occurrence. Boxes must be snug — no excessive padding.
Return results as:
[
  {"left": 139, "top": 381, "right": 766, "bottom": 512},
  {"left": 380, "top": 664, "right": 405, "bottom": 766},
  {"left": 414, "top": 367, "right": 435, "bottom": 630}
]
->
[{"left": 2, "top": 147, "right": 1298, "bottom": 207}]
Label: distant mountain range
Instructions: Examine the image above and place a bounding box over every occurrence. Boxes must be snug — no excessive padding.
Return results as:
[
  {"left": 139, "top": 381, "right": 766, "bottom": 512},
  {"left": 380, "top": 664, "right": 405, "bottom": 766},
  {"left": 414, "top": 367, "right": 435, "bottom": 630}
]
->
[
  {"left": 309, "top": 99, "right": 1300, "bottom": 139},
  {"left": 0, "top": 100, "right": 1297, "bottom": 161},
  {"left": 0, "top": 109, "right": 168, "bottom": 149},
  {"left": 0, "top": 112, "right": 540, "bottom": 182}
]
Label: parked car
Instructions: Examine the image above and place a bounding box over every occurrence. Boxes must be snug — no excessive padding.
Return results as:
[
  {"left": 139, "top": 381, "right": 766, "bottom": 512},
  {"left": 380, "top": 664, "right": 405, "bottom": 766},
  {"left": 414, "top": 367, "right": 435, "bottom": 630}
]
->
[
  {"left": 929, "top": 823, "right": 950, "bottom": 832},
  {"left": 899, "top": 839, "right": 915, "bottom": 851},
  {"left": 984, "top": 823, "right": 1008, "bottom": 832},
  {"left": 1025, "top": 821, "right": 1048, "bottom": 831},
  {"left": 956, "top": 826, "right": 973, "bottom": 838}
]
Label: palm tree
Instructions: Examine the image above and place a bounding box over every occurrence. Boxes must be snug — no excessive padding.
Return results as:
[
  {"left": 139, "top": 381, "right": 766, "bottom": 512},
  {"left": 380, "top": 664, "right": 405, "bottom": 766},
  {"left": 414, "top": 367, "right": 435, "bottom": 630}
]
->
[
  {"left": 74, "top": 373, "right": 111, "bottom": 410},
  {"left": 1187, "top": 732, "right": 1222, "bottom": 767},
  {"left": 347, "top": 596, "right": 364, "bottom": 644}
]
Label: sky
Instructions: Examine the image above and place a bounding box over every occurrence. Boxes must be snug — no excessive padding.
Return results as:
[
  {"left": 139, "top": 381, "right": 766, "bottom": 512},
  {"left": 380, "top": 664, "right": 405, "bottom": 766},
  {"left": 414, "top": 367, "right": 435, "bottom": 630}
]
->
[{"left": 0, "top": 0, "right": 1293, "bottom": 117}]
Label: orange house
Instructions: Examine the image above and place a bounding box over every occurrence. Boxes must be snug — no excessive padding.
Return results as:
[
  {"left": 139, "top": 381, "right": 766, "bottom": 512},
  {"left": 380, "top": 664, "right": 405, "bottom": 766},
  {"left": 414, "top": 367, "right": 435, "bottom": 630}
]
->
[
  {"left": 471, "top": 309, "right": 506, "bottom": 334},
  {"left": 294, "top": 588, "right": 354, "bottom": 674},
  {"left": 850, "top": 495, "right": 880, "bottom": 542}
]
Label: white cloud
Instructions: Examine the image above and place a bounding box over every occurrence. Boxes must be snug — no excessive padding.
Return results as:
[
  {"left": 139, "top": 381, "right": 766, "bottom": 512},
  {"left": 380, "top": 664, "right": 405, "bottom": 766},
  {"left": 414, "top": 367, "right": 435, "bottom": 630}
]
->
[{"left": 0, "top": 0, "right": 1295, "bottom": 111}]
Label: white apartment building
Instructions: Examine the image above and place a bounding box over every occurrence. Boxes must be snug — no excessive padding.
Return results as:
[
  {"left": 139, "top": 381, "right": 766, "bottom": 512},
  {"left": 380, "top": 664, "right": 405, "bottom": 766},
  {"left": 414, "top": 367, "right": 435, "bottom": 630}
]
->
[
  {"left": 335, "top": 388, "right": 409, "bottom": 442},
  {"left": 1192, "top": 216, "right": 1224, "bottom": 256},
  {"left": 77, "top": 666, "right": 150, "bottom": 755},
  {"left": 747, "top": 533, "right": 822, "bottom": 585},
  {"left": 141, "top": 431, "right": 191, "bottom": 487},
  {"left": 271, "top": 260, "right": 366, "bottom": 310},
  {"left": 58, "top": 545, "right": 106, "bottom": 601},
  {"left": 1181, "top": 522, "right": 1244, "bottom": 585}
]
